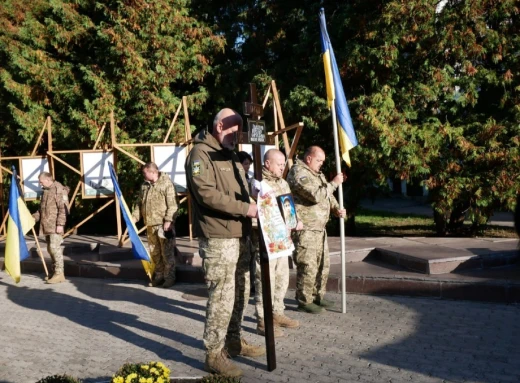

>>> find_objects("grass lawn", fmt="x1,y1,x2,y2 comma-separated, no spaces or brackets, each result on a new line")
352,208,518,238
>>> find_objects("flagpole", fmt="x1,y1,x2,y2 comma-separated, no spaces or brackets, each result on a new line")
31,227,49,277
330,99,347,314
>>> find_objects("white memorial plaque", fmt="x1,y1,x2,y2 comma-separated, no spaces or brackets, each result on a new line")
81,151,115,198
152,145,187,194
20,157,49,200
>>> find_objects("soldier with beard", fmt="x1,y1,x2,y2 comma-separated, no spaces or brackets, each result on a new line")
185,108,264,377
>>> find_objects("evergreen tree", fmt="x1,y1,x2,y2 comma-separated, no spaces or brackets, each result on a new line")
0,0,224,153
192,0,520,235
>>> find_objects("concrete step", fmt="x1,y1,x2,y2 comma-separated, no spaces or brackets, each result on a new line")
373,238,519,274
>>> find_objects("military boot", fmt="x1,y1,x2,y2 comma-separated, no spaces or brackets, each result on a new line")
46,273,65,284
226,338,266,358
273,313,300,328
204,349,243,377
297,302,324,314
162,277,176,288
45,265,56,281
257,321,284,338
149,277,165,287
314,298,335,308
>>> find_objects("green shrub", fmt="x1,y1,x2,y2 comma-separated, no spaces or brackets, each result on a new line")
111,361,170,383
36,375,82,383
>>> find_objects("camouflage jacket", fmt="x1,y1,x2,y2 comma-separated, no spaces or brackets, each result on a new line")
132,172,178,226
286,158,340,231
185,129,251,238
262,167,291,197
33,181,68,235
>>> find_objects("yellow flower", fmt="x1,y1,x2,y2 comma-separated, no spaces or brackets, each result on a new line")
112,377,124,383
150,368,159,375
157,378,164,383
139,378,146,383
140,365,150,370
147,378,153,383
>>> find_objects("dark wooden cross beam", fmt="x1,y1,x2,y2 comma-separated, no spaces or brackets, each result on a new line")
244,83,277,371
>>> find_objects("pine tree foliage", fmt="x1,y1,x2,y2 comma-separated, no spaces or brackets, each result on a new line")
1,0,519,235
0,0,224,154
191,0,520,234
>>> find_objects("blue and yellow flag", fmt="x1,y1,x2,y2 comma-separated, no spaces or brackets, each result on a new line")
108,163,153,280
319,8,358,166
5,167,35,283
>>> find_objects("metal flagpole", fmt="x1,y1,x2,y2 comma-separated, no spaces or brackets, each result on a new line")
330,99,347,314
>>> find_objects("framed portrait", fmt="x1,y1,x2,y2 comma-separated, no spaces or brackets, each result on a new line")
151,144,188,194
80,151,115,198
277,193,298,230
19,157,50,200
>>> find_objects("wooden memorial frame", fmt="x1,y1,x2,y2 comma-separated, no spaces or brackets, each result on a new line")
239,80,304,176
113,96,194,244
0,117,55,275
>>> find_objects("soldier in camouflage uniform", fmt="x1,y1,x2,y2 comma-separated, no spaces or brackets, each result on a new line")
33,172,68,284
185,108,264,377
287,146,346,314
253,149,301,337
132,162,178,288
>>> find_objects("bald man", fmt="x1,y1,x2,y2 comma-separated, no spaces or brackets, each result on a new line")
185,108,264,377
253,149,302,337
287,146,346,314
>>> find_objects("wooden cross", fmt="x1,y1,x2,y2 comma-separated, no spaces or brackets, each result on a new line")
244,83,277,371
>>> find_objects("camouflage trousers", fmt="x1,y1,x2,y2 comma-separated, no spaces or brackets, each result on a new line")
46,234,64,275
292,229,329,305
199,236,251,353
252,231,290,322
146,225,176,280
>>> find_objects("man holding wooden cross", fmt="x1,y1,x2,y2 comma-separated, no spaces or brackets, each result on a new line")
185,108,265,377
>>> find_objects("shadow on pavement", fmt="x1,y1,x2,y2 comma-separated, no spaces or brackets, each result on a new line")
0,280,204,372
70,279,207,323
359,296,520,383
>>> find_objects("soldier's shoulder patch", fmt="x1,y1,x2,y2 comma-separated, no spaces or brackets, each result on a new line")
192,160,202,177
299,176,309,184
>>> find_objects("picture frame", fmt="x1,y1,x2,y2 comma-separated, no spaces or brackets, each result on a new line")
80,151,115,199
150,144,188,194
276,193,298,230
19,157,50,200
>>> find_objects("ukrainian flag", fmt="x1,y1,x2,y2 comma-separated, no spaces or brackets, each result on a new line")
319,8,358,166
108,162,153,280
4,167,35,283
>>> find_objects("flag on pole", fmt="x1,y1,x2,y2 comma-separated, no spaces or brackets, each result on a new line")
108,162,154,280
319,8,358,166
4,167,35,283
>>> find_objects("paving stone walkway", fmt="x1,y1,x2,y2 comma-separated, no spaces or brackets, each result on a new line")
1,274,519,383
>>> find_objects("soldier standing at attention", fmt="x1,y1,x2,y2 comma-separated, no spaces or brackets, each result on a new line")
287,146,346,314
253,149,302,337
185,108,264,377
132,162,178,288
33,172,68,284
